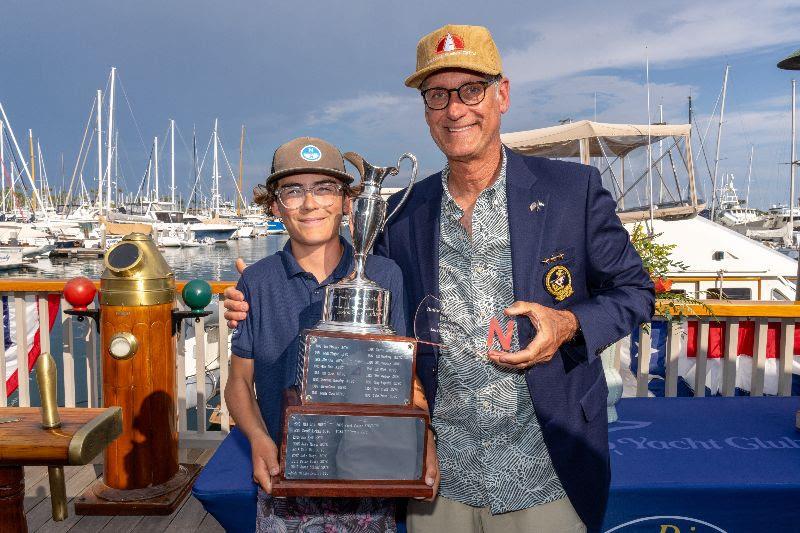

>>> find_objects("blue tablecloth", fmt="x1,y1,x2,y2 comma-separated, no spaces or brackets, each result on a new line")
604,396,800,532
194,397,800,532
193,427,258,533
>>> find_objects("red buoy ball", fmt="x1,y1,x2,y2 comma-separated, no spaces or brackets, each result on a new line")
63,277,97,310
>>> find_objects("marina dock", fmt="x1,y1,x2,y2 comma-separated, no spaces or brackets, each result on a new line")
49,248,105,260
21,448,223,532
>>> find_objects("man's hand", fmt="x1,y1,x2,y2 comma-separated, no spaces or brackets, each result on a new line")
415,429,440,502
251,432,280,494
223,258,249,329
487,301,578,370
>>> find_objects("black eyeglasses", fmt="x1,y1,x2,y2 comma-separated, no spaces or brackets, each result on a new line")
420,78,499,110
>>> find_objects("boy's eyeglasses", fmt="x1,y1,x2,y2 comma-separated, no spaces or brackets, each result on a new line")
276,182,344,210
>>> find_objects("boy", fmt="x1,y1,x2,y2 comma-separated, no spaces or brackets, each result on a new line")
226,137,435,532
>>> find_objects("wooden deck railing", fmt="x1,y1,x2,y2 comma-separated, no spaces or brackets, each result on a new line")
622,300,800,398
0,279,236,450
0,279,797,452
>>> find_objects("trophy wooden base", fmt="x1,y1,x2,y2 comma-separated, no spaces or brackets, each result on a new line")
74,464,202,515
275,404,431,499
271,478,433,499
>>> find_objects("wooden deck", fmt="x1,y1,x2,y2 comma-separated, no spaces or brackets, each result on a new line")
23,448,223,533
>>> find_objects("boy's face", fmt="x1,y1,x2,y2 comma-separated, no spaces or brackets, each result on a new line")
271,173,349,248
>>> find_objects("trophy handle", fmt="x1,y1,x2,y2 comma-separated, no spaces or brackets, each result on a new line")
384,152,417,228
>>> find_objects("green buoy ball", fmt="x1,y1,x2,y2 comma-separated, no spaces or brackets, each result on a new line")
182,279,212,313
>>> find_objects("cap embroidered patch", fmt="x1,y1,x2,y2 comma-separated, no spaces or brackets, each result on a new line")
436,33,464,54
300,145,322,162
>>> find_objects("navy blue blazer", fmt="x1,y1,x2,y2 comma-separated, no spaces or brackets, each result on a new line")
373,147,654,531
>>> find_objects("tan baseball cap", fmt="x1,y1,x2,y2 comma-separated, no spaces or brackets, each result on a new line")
404,24,503,89
265,137,354,185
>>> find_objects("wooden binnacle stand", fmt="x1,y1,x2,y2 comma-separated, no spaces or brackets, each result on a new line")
63,234,212,515
271,330,433,499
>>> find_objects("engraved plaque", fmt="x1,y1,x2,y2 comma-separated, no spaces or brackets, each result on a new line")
283,412,425,480
303,333,414,406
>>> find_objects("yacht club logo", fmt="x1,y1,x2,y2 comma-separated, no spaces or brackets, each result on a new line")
300,145,322,162
604,515,727,532
544,264,573,301
436,33,464,54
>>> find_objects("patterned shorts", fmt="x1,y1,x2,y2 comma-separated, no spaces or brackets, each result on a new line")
256,489,396,533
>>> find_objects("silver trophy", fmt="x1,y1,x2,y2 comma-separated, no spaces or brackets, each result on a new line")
316,152,417,334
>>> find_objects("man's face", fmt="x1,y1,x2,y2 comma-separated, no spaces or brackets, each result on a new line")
271,173,348,248
421,69,510,163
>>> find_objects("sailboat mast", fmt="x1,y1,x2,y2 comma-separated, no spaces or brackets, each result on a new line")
154,136,159,203
238,124,244,216
96,89,103,214
213,118,219,218
170,119,175,208
0,102,47,219
37,139,46,212
105,67,115,214
29,129,37,213
658,104,664,203
745,145,754,207
710,65,729,221
0,120,4,215
646,53,654,230
791,79,796,249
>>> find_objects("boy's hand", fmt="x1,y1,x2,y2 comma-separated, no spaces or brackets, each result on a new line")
415,429,440,502
251,433,280,493
224,258,249,329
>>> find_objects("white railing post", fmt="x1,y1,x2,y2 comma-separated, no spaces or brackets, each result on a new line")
636,323,652,397
778,319,794,397
664,320,681,397
694,319,709,397
14,293,30,407
175,298,188,463
0,294,6,406
218,298,230,432
37,295,51,356
751,318,768,397
195,315,207,435
85,300,99,408
722,320,739,397
61,297,76,407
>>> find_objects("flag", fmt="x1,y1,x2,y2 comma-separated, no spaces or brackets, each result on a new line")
628,320,800,396
4,294,60,396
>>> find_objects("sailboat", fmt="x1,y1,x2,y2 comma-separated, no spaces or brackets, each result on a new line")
185,119,237,244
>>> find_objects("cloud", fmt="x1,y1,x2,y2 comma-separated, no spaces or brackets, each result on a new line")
503,74,697,132
307,93,418,126
503,0,800,84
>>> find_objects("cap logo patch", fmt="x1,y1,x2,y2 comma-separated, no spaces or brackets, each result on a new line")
300,145,322,162
436,33,464,54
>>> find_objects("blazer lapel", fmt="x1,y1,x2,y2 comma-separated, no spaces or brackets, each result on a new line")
412,178,442,302
506,150,549,341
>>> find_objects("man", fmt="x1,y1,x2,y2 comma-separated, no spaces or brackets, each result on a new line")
226,137,436,531
226,26,653,532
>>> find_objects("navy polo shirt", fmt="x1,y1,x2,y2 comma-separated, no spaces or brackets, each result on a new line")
230,237,406,443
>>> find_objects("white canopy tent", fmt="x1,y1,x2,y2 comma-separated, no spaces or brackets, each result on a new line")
500,120,701,222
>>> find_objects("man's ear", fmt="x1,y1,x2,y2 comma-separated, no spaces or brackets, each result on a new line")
343,196,352,216
270,200,280,216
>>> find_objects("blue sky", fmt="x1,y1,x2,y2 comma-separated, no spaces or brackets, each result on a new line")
1,0,799,209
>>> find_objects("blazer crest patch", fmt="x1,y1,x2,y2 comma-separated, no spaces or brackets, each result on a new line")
544,264,574,301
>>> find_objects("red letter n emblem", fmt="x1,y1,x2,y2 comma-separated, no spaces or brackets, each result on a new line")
486,317,515,351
